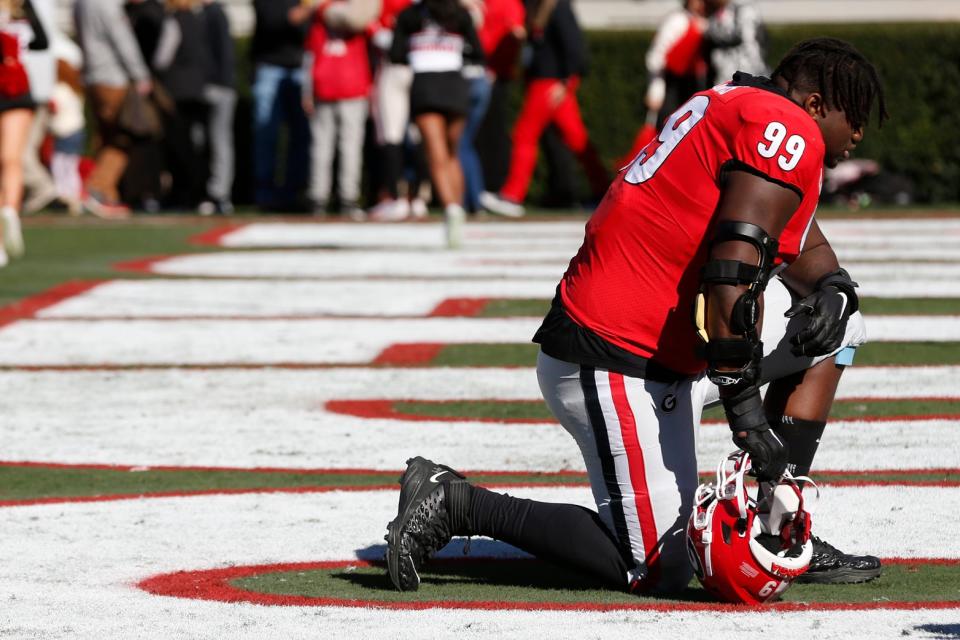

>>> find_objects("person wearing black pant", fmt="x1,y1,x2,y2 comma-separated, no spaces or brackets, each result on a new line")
152,0,209,209
198,0,235,215
251,0,312,211
122,0,165,211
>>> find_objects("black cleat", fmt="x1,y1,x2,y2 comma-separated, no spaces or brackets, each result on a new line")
384,457,467,591
796,535,882,584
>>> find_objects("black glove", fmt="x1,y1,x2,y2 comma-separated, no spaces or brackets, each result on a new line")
733,429,788,481
785,269,859,358
722,386,789,481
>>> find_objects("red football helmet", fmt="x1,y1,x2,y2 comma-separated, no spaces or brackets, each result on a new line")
686,451,816,604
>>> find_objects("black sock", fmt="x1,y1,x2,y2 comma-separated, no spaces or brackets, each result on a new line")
381,144,403,199
458,485,630,589
771,415,827,478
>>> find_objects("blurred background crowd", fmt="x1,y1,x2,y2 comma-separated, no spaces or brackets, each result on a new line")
0,0,925,262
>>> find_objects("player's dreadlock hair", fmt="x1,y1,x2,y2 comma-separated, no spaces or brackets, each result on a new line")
772,37,888,130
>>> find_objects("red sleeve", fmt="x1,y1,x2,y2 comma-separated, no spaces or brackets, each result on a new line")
730,102,824,200
506,0,525,29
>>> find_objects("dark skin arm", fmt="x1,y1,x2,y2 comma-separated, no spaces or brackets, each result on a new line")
705,170,800,438
779,219,840,297
706,171,800,345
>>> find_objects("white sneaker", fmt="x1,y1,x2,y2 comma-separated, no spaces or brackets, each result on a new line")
22,183,58,215
444,203,466,249
1,207,25,258
479,191,525,218
369,199,410,222
410,198,429,219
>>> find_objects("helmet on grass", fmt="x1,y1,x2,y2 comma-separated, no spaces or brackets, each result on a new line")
686,451,816,604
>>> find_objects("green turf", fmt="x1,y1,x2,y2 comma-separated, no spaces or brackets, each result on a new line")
479,298,960,318
427,342,960,367
854,342,960,365
702,398,960,422
232,559,960,605
479,299,551,317
430,343,541,366
400,398,960,423
2,462,953,503
0,217,224,307
396,400,553,421
0,466,386,500
0,465,597,501
860,298,960,315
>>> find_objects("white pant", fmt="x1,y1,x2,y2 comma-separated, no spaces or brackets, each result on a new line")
536,277,866,591
309,97,368,207
372,63,412,146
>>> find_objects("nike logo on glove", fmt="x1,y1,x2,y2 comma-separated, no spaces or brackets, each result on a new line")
429,471,448,483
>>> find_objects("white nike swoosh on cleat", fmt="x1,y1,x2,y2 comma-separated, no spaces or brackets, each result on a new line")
429,471,448,483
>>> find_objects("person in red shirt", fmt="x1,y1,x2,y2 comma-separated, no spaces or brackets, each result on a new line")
302,1,372,219
458,0,525,214
619,0,708,167
479,0,609,218
385,38,889,593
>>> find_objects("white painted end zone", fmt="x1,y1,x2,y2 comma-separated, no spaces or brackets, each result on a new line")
38,278,559,319
0,369,956,471
0,317,540,365
0,488,956,639
0,316,954,366
134,250,960,296
216,221,588,250
819,218,960,235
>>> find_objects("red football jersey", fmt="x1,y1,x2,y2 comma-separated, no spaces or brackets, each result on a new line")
560,81,825,375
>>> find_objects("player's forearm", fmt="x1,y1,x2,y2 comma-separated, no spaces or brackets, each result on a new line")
781,236,840,297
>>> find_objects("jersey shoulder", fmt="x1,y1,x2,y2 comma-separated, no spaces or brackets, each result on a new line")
715,86,824,149
704,84,824,192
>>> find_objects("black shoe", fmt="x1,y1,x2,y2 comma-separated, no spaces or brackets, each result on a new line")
796,535,882,584
385,456,467,591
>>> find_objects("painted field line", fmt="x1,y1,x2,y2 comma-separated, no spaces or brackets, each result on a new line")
118,250,960,295
188,223,247,246
0,367,957,471
191,219,960,251
0,280,105,328
35,278,556,319
323,398,960,425
192,221,589,250
0,473,952,510
0,488,957,639
0,316,956,367
138,557,960,613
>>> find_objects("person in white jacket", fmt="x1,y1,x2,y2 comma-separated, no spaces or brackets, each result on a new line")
19,0,54,213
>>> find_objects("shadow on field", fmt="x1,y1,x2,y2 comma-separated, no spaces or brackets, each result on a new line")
915,624,960,639
352,542,712,602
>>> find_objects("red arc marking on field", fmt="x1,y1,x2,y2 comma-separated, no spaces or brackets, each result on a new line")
324,398,960,425
188,223,247,246
137,557,960,612
113,255,172,274
0,280,106,328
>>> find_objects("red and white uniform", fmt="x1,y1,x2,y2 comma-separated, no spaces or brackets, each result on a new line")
535,79,862,592
562,82,825,375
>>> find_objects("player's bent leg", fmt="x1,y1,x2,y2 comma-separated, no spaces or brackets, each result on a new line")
384,456,632,591
762,361,882,585
537,351,701,593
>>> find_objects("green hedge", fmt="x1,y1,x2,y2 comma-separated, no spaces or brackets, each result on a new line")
572,23,960,204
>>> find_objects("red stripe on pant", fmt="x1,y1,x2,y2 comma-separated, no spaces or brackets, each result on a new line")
500,78,608,203
608,371,662,587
